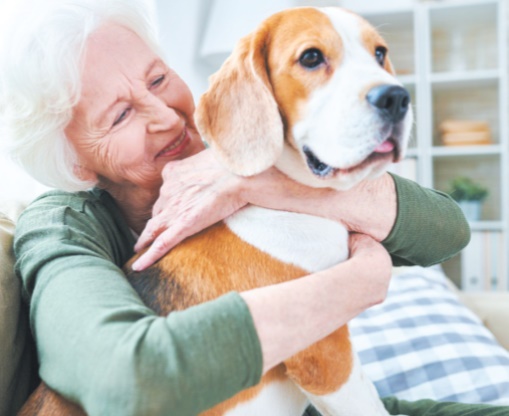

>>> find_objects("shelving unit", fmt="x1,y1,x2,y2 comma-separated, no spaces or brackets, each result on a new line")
354,0,508,291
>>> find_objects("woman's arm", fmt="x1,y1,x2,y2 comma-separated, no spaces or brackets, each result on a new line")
243,233,391,373
15,191,260,415
134,149,470,270
16,190,392,415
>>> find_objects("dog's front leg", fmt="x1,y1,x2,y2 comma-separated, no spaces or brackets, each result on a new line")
284,325,395,416
305,352,395,416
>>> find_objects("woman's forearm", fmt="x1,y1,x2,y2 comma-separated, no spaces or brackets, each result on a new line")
15,191,263,415
27,257,263,415
241,171,470,267
239,171,396,240
242,234,391,374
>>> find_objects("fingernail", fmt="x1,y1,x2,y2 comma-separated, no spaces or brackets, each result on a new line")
131,261,141,272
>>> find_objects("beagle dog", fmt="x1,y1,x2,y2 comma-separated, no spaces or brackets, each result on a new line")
20,6,412,416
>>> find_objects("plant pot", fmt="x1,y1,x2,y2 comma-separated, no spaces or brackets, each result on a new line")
458,200,482,221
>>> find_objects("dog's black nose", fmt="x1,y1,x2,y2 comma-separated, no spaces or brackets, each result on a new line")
367,85,410,123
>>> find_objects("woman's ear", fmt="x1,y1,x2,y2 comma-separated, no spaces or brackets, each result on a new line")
73,164,97,183
195,25,284,177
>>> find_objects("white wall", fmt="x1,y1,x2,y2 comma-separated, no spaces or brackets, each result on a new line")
156,0,213,101
154,0,317,98
0,0,50,204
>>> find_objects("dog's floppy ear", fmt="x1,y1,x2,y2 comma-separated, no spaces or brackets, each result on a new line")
195,25,283,176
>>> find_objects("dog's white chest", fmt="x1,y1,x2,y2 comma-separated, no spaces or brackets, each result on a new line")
225,206,349,272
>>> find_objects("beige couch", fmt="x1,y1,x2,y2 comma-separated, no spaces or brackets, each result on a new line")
0,202,35,415
457,291,509,351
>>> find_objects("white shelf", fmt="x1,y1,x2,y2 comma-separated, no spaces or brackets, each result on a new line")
469,221,505,232
430,70,500,87
426,0,499,13
431,145,502,157
354,0,508,290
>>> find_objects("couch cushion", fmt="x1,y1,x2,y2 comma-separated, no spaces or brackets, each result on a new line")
0,211,35,415
350,266,509,405
458,292,509,352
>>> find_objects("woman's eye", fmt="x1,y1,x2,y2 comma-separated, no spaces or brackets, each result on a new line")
299,48,325,69
375,46,387,67
112,108,131,127
150,75,165,88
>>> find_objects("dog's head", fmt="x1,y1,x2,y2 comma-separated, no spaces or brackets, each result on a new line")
195,7,413,190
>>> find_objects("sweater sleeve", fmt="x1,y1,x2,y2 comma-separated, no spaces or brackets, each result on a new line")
382,174,471,267
14,190,262,416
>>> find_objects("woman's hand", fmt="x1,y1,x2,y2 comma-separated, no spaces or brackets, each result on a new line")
345,232,392,308
133,149,246,271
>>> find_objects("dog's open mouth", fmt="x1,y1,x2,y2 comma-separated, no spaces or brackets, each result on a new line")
303,146,334,177
303,139,400,178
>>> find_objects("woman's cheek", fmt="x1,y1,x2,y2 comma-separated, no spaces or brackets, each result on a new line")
113,127,150,167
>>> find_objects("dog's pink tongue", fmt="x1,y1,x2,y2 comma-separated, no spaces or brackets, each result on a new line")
374,140,394,153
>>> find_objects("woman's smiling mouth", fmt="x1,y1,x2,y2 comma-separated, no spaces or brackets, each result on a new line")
157,128,189,158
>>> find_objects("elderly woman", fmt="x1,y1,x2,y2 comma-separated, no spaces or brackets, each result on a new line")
2,1,503,416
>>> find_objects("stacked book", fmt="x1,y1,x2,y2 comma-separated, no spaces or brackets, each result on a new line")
439,120,492,146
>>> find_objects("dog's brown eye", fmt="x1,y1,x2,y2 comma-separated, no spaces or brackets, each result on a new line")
299,48,325,69
375,46,387,67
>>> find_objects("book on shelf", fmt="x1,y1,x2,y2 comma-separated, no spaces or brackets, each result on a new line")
461,231,507,292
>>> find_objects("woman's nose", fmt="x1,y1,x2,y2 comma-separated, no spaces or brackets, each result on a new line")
146,95,180,134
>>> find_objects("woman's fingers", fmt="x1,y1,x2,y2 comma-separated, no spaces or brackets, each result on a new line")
135,217,166,252
132,227,187,271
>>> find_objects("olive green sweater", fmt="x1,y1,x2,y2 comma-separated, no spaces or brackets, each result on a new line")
14,174,470,416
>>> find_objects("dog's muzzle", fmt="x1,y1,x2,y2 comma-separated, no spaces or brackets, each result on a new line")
302,84,410,179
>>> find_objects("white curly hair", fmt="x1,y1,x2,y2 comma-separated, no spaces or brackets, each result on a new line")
0,0,162,191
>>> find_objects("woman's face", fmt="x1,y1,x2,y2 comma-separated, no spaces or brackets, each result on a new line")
65,24,204,191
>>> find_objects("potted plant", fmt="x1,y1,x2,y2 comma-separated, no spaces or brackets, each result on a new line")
448,176,489,221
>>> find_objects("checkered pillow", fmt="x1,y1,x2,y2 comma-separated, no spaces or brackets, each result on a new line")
350,266,509,405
